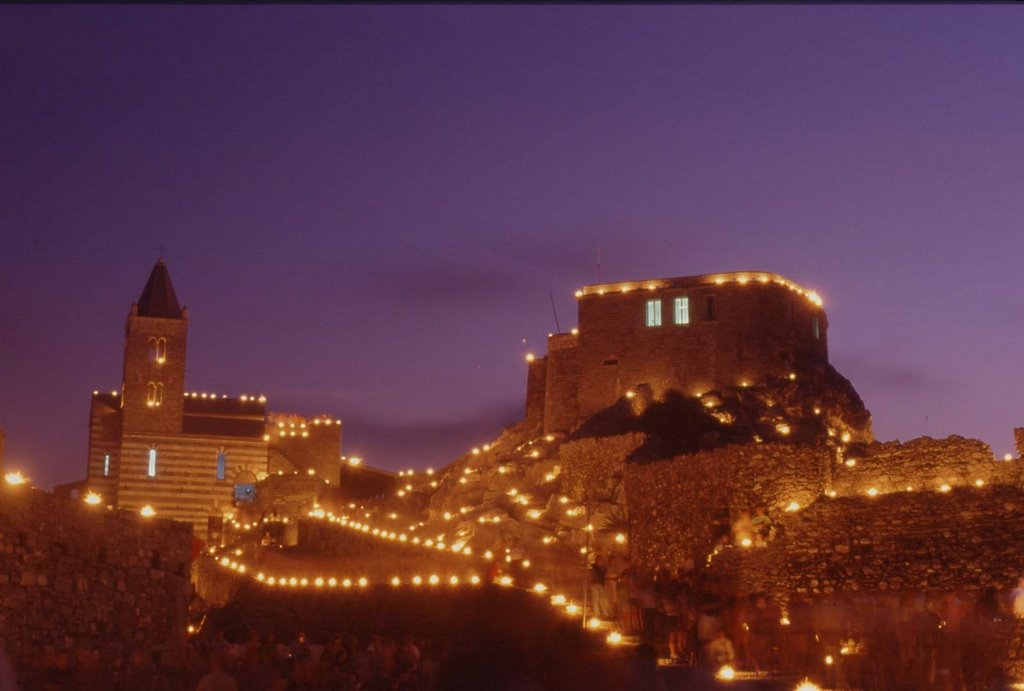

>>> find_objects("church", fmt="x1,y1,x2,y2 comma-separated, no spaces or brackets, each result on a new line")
84,259,342,539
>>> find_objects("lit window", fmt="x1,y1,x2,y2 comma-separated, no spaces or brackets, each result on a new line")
216,449,227,481
148,337,167,364
103,453,110,477
148,447,157,477
704,295,716,321
645,300,662,327
147,382,163,407
673,297,690,325
813,316,820,340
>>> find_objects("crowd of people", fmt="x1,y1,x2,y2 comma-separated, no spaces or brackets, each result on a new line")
19,630,444,691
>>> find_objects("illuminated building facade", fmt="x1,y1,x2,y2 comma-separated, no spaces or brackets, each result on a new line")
84,260,342,539
526,272,829,434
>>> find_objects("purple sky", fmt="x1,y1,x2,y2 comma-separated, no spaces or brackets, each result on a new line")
3,6,1024,488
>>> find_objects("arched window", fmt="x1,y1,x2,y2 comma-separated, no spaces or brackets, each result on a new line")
147,382,163,407
103,453,110,477
148,337,168,364
148,446,157,477
216,448,227,481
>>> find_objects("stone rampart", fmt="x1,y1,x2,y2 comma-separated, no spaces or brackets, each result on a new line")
832,436,1014,498
710,484,1024,600
624,443,830,569
0,484,192,676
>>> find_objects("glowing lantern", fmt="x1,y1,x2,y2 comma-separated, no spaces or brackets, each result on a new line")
866,488,878,497
716,665,736,681
140,505,156,517
4,472,27,486
606,631,623,645
587,617,601,629
83,491,102,505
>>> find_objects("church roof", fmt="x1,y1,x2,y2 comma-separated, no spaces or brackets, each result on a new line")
136,259,183,319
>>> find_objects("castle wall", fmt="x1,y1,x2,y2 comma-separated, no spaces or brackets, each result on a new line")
713,484,1024,599
268,418,342,485
559,433,644,502
524,357,547,433
117,432,268,539
567,274,827,426
542,334,580,434
0,484,192,678
624,443,831,570
831,435,1015,498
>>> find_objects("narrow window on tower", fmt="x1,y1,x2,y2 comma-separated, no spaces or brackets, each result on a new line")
148,337,167,364
148,447,157,477
147,382,163,407
673,297,690,325
216,448,227,481
645,299,662,327
813,316,820,340
103,453,110,477
704,295,717,321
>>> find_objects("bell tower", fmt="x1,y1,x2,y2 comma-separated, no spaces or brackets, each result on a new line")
121,259,189,434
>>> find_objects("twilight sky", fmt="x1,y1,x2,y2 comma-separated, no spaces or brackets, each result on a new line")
2,6,1024,489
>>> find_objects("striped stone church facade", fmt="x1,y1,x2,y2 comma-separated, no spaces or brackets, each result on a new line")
84,260,341,540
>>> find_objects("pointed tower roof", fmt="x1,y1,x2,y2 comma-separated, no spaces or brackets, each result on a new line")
136,259,183,318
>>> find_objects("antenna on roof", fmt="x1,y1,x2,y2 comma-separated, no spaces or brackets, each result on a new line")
548,289,561,334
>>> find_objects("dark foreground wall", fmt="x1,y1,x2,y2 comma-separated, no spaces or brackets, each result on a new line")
0,484,192,677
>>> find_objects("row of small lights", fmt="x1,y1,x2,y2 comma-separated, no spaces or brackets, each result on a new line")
209,553,628,648
710,473,1014,565
90,390,269,403
1,478,160,520
574,273,824,309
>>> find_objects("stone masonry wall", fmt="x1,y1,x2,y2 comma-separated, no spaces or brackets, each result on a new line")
524,358,547,433
543,334,580,434
831,435,1015,498
712,484,1024,601
574,278,828,427
624,443,830,570
559,433,644,503
0,484,192,675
